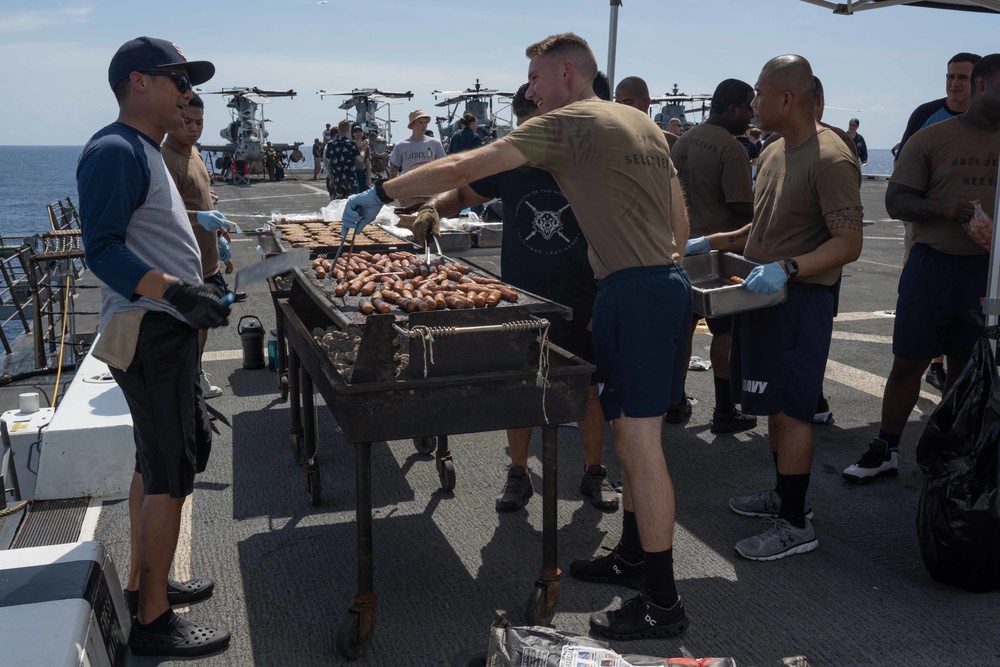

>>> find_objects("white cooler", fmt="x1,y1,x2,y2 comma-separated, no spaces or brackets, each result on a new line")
0,541,129,667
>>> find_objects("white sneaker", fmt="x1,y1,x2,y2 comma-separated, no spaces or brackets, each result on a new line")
200,372,222,399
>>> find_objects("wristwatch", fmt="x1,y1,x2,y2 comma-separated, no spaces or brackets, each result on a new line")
373,178,394,205
783,258,799,280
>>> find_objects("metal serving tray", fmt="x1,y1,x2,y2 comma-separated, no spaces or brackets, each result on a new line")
683,251,787,317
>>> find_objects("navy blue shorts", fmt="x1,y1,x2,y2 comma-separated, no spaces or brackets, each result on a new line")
110,312,212,498
691,313,733,336
205,271,228,294
893,243,988,365
730,283,834,422
593,265,692,419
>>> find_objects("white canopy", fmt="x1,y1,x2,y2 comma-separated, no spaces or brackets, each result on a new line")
799,0,1000,15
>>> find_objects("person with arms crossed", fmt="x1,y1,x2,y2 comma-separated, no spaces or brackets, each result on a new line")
78,36,231,656
842,54,1000,484
343,32,692,640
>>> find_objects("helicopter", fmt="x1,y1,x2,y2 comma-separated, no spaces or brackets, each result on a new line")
649,84,714,129
197,87,304,171
316,88,413,145
431,80,515,148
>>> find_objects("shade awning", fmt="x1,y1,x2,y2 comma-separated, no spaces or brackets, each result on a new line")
800,0,1000,14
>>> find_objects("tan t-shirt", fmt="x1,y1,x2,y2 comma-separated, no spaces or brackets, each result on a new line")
162,141,219,278
890,116,1000,256
503,100,679,279
671,123,753,236
663,130,677,152
746,127,862,286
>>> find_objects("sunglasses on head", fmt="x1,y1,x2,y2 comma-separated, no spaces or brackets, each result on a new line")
141,70,192,94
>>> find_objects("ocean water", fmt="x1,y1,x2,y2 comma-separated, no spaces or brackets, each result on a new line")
862,148,894,177
0,146,83,238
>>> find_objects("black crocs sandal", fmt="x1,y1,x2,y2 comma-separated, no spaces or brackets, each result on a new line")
168,577,215,605
123,578,215,616
129,612,231,657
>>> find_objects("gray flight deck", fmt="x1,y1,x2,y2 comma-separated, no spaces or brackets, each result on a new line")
77,172,997,666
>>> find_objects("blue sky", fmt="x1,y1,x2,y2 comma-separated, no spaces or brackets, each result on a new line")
3,0,999,149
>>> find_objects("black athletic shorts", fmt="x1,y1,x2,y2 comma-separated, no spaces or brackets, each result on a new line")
205,271,228,294
109,312,212,498
730,282,833,422
592,264,692,419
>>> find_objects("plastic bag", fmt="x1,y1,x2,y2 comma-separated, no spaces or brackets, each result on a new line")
915,313,1000,592
962,200,993,252
485,614,736,667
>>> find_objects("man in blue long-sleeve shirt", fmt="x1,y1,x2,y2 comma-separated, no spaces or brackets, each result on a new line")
77,36,231,658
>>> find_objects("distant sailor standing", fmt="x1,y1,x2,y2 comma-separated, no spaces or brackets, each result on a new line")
77,36,231,657
389,109,446,207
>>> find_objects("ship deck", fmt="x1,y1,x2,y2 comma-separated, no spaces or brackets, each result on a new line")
7,172,998,666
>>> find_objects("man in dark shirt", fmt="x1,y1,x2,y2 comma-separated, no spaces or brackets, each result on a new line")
325,119,360,199
413,84,617,514
848,118,868,165
447,113,483,154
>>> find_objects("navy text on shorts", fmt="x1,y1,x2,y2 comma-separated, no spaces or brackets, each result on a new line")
731,282,834,422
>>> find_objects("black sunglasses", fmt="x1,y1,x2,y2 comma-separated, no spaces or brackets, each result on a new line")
141,70,192,94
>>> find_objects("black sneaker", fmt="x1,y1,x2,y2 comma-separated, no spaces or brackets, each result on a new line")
842,438,899,483
925,366,946,391
569,545,644,589
812,396,833,424
589,592,688,640
710,408,757,434
664,396,693,424
580,465,620,511
495,466,533,512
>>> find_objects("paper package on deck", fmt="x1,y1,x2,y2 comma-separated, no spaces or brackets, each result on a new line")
485,614,737,667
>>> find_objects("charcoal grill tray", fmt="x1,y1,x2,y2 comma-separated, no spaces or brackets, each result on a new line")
289,263,571,332
280,300,592,443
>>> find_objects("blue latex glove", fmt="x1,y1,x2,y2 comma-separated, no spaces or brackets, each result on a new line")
341,187,383,235
196,210,230,232
685,236,711,256
743,262,787,295
217,235,232,263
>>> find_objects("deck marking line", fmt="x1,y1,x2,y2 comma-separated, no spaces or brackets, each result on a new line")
856,259,903,269
825,359,939,414
202,349,244,362
834,311,896,322
831,331,892,344
300,183,329,195
78,497,103,542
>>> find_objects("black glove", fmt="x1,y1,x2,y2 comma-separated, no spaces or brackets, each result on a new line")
163,281,231,329
412,203,441,246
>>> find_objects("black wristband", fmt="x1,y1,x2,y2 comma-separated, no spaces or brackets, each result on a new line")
373,179,393,205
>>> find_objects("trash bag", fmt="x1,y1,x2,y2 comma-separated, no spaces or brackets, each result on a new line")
915,314,1000,592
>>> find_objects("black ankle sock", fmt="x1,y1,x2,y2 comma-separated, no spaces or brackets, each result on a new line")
643,548,678,608
877,432,901,450
136,608,175,633
776,473,810,528
714,376,734,413
930,361,944,371
618,510,643,562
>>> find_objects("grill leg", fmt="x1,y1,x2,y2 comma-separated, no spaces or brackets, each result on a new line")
300,366,321,506
527,423,561,626
338,440,376,658
276,306,289,399
287,348,303,463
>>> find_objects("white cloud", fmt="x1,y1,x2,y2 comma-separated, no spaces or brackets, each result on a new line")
0,6,93,35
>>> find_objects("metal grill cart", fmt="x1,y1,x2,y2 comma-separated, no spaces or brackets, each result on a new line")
279,258,594,659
